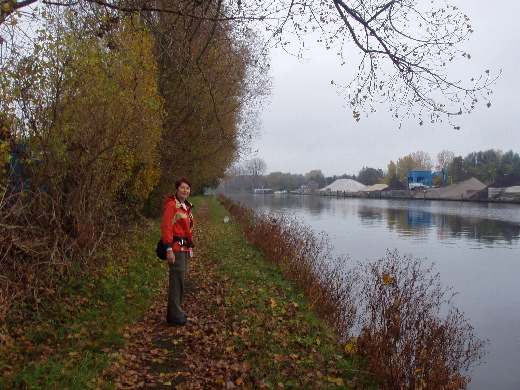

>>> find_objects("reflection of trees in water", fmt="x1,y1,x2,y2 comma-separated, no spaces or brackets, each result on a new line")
441,215,520,245
357,209,384,224
260,194,328,216
302,195,327,215
374,206,520,245
237,193,520,246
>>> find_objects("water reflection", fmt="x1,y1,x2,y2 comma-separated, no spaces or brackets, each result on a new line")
231,193,520,246
405,209,434,227
248,193,328,215
357,208,385,224
356,205,520,246
442,214,520,245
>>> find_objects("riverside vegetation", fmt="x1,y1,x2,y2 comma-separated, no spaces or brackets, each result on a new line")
216,195,486,390
1,195,485,389
1,197,359,389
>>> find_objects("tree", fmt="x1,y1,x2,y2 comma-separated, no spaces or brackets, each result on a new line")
443,149,520,185
264,171,304,192
5,10,163,221
1,10,164,315
395,151,433,182
357,167,384,186
384,161,401,187
464,150,499,183
245,157,267,190
447,156,468,184
304,169,326,189
499,150,520,177
138,1,271,213
222,162,245,191
436,150,455,171
1,0,496,125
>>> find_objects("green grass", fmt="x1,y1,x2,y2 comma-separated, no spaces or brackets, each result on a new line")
0,218,167,390
203,196,361,388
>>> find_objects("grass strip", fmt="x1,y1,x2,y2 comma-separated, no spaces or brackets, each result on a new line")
192,196,363,388
0,218,167,389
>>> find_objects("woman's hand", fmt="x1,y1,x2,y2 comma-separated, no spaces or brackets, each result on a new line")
167,250,175,264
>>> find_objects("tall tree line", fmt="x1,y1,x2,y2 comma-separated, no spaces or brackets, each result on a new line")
224,149,520,192
387,149,520,186
0,3,268,318
142,1,270,214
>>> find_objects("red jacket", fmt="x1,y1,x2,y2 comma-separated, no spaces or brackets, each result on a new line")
161,194,194,252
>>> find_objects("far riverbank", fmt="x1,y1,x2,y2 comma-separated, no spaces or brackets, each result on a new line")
318,188,520,203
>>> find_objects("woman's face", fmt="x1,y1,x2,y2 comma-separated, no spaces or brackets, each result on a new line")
176,182,191,201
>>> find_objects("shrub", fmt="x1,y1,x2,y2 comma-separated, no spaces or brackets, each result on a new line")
0,11,163,323
350,250,486,389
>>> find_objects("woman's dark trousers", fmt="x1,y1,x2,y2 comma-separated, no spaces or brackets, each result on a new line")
167,251,189,323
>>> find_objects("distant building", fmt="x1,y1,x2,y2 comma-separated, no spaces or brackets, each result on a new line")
299,180,319,194
253,188,274,194
471,174,520,200
406,168,446,189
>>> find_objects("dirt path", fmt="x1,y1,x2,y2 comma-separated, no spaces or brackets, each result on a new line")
106,198,230,389
107,277,205,389
105,198,351,389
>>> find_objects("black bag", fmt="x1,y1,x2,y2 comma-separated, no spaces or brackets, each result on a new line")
156,239,167,260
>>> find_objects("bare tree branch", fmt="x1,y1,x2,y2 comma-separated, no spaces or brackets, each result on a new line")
1,0,499,125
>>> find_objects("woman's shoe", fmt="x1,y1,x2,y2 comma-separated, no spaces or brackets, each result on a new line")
167,315,188,326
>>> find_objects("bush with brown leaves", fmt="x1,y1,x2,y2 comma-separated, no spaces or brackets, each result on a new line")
217,195,486,389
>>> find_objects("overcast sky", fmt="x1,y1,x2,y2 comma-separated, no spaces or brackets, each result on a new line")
250,0,520,177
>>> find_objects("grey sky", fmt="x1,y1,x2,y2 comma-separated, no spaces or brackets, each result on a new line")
251,0,520,177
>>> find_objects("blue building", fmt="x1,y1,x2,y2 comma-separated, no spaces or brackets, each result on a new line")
406,168,446,189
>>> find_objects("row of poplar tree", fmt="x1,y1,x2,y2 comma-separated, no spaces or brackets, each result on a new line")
0,2,269,317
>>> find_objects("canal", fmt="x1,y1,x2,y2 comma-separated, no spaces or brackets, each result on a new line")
220,192,520,390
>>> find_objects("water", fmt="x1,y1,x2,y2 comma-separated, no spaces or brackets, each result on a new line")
220,192,520,390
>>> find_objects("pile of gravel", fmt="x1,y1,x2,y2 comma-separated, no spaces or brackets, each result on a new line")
320,179,366,192
472,173,520,199
425,177,486,200
362,184,389,192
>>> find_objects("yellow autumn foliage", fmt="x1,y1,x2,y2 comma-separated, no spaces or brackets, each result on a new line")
10,11,163,215
382,273,394,286
55,16,163,208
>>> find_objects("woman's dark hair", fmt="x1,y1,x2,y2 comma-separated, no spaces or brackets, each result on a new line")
175,177,192,189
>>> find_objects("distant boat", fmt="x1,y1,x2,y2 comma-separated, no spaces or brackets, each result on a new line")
253,188,274,194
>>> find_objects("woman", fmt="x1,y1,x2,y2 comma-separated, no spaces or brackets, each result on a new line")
161,177,194,326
